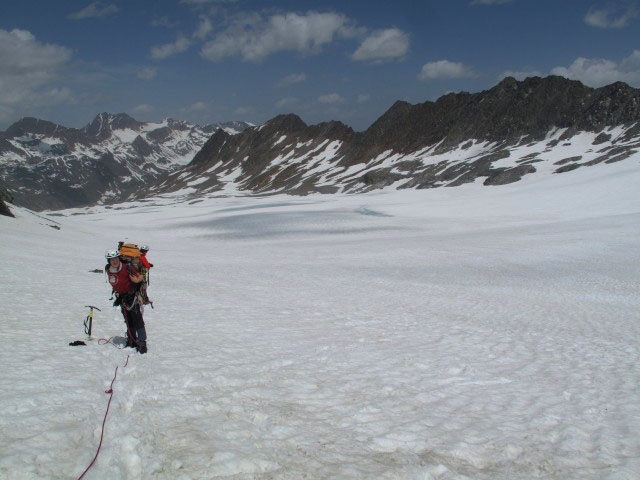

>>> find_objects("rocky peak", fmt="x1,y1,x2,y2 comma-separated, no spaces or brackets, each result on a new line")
308,121,355,142
190,128,230,166
6,117,65,137
366,100,413,135
166,118,191,131
110,112,141,131
83,112,142,139
264,114,307,134
4,117,89,147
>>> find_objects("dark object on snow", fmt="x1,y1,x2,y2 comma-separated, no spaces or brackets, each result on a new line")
69,340,87,346
0,184,14,217
0,198,13,217
90,268,103,273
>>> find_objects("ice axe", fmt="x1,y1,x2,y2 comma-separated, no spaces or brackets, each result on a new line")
84,305,101,337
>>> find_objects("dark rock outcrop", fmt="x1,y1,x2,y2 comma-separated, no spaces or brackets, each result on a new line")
0,182,14,217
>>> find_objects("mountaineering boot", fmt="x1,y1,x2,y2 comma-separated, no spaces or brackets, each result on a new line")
134,327,147,354
126,338,136,348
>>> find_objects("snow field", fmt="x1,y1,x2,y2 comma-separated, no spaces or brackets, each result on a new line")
1,159,640,479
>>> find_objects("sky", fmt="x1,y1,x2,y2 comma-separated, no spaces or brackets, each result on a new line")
0,0,639,132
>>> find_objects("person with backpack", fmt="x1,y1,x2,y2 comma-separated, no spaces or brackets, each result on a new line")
139,245,153,283
105,249,148,354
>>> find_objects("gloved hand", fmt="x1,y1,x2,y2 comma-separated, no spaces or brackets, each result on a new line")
150,264,154,267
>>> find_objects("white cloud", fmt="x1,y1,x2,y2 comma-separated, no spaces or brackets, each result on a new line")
68,2,119,20
194,15,213,40
352,28,409,63
585,5,638,29
35,87,75,106
200,11,356,62
276,97,299,108
276,73,307,87
418,60,476,80
551,53,640,87
136,67,157,80
357,94,370,104
132,104,154,114
318,93,345,104
470,0,512,5
234,106,254,116
621,49,640,70
499,69,543,81
150,36,191,60
0,29,74,111
183,101,208,112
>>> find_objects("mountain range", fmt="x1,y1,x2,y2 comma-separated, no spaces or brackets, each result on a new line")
1,75,639,213
0,114,251,211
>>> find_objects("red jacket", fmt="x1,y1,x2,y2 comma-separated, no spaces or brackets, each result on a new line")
108,264,139,294
140,253,152,269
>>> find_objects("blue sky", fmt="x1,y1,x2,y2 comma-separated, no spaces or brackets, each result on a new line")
1,0,639,131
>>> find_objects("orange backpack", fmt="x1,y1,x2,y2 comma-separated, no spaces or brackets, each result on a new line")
118,243,141,266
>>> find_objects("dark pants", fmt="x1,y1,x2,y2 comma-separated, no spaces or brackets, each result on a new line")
121,302,147,348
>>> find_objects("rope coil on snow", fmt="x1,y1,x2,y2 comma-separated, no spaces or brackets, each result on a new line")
97,337,124,349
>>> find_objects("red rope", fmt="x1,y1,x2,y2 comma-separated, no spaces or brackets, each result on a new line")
76,355,129,480
98,302,143,350
97,337,123,349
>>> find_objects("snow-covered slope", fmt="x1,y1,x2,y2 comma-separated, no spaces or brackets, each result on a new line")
1,159,639,479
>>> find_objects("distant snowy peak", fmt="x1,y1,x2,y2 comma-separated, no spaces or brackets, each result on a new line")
0,113,252,210
79,113,250,162
82,112,142,139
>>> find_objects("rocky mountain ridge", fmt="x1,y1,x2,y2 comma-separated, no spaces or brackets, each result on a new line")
142,76,640,201
0,113,251,210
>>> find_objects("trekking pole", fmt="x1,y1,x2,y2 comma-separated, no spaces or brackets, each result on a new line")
84,306,101,337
